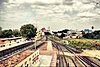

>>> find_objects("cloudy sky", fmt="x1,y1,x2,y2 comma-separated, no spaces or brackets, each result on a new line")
0,0,100,31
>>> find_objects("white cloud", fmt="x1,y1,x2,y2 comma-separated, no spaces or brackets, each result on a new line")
82,3,95,10
77,12,97,17
0,0,100,30
8,0,58,4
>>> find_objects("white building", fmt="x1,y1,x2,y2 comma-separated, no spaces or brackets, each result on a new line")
64,30,83,39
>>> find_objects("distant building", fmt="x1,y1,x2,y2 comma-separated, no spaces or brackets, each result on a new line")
84,29,92,33
63,30,83,39
57,33,62,36
0,37,22,49
53,29,82,39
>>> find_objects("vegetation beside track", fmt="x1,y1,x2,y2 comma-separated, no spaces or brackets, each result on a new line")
50,36,100,50
67,40,100,50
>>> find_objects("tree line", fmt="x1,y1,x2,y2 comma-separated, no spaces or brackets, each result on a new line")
0,29,21,38
53,29,100,39
82,30,100,39
0,24,37,39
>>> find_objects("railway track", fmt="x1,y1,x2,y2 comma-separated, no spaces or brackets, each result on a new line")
0,40,45,61
52,39,100,67
62,42,100,67
52,40,69,67
51,40,85,67
59,43,88,67
80,56,100,67
64,46,100,67
64,46,89,67
0,42,34,60
50,39,100,67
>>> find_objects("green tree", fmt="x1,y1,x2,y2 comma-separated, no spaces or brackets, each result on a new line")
93,30,100,39
12,29,21,37
3,29,13,38
44,32,51,35
0,27,2,31
0,31,3,38
83,33,94,39
20,24,37,39
62,29,69,33
0,27,3,38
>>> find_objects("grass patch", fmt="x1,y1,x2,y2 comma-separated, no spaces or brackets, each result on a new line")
50,36,63,41
67,40,100,50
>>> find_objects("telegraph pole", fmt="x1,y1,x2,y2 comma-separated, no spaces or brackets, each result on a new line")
35,39,36,50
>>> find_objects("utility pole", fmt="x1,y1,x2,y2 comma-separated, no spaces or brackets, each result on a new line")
46,35,48,41
34,5,37,50
35,39,36,50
